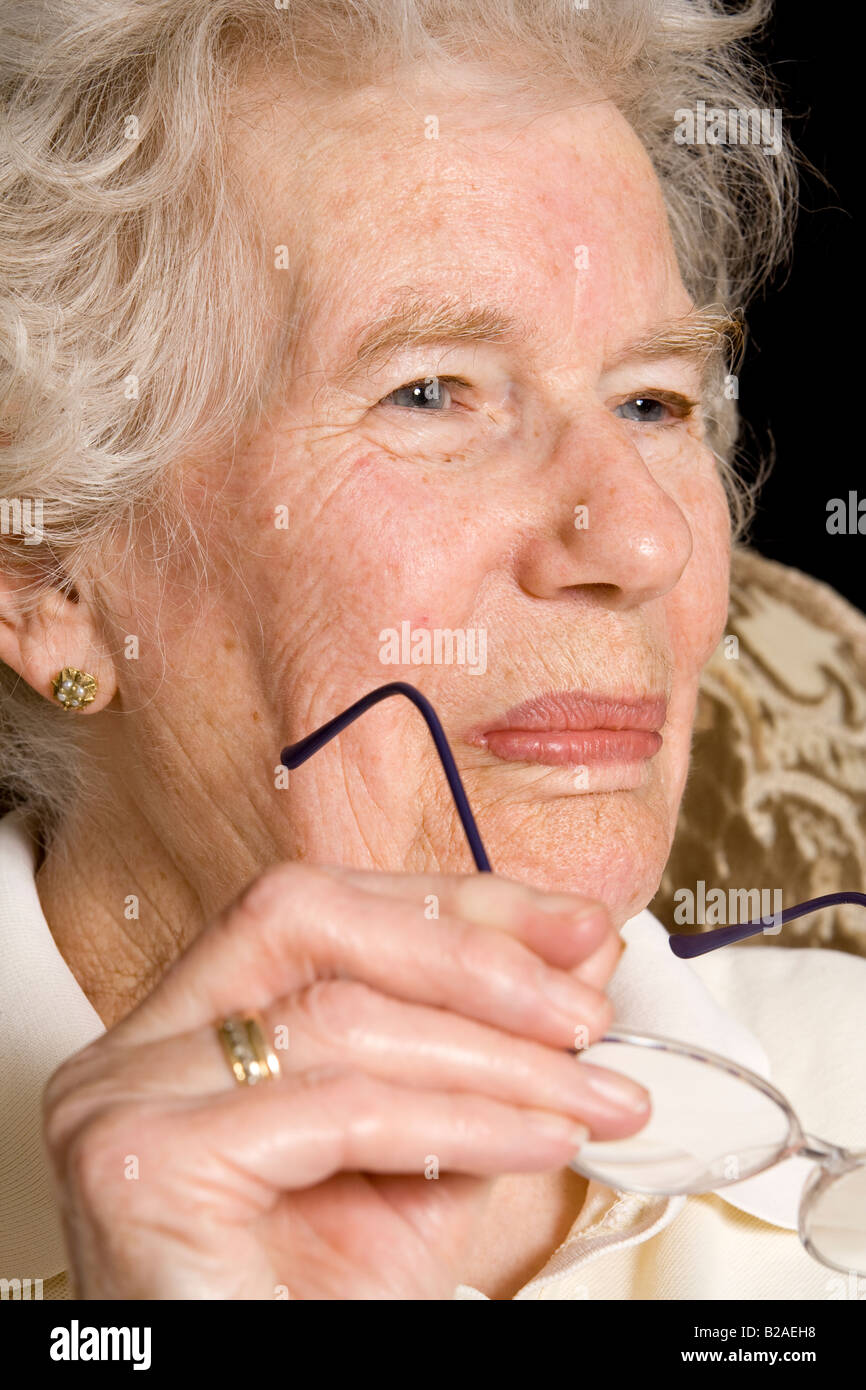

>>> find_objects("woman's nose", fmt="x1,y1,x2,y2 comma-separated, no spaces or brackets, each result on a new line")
513,416,695,609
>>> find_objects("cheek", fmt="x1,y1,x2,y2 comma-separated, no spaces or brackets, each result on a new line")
305,454,489,624
666,456,732,666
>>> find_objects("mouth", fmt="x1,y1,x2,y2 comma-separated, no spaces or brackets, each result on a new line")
465,690,668,767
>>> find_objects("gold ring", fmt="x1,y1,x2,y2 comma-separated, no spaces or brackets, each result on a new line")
216,1012,281,1086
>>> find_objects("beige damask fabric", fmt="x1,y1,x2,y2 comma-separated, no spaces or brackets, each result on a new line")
652,546,866,958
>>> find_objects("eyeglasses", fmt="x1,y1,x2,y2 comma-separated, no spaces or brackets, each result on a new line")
281,680,866,1276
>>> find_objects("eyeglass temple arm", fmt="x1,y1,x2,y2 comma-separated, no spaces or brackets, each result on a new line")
669,892,866,958
279,681,492,873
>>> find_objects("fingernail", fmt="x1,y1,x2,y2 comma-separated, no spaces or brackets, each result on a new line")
582,1066,650,1114
537,963,606,1026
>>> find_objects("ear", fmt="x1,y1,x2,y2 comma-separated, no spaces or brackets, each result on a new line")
0,565,117,713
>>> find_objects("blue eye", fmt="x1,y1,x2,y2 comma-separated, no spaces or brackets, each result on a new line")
616,397,669,423
381,376,459,410
615,394,696,424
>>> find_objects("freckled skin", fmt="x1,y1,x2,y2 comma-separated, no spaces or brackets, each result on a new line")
186,70,727,923
36,63,731,994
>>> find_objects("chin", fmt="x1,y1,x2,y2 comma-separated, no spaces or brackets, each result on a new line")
479,788,674,927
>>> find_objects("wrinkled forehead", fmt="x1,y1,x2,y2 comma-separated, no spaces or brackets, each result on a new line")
229,66,691,375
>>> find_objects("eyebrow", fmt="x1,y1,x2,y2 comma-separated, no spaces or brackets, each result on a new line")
341,291,533,379
338,290,741,384
605,308,744,377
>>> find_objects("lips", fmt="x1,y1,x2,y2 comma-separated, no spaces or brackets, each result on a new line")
466,691,668,767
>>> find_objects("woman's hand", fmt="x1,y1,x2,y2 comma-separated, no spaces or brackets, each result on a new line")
42,864,649,1299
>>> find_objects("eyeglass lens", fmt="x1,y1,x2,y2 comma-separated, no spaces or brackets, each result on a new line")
568,1038,866,1273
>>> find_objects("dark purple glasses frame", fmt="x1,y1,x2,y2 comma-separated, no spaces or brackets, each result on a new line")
280,681,865,957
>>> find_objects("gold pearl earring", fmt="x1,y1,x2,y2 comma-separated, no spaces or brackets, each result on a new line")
52,667,98,710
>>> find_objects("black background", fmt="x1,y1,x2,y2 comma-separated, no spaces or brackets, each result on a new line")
736,10,860,612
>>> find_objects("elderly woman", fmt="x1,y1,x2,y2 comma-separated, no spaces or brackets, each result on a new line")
0,0,862,1303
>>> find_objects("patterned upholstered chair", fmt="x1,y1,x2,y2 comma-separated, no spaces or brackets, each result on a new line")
651,547,866,957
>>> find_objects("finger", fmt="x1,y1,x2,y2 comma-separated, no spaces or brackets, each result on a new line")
331,866,624,993
111,864,615,1052
573,925,625,989
98,979,650,1136
80,1070,596,1208
286,1169,496,1295
319,866,614,971
363,1170,494,1278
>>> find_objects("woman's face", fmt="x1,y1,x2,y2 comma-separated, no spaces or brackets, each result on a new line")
97,70,731,927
